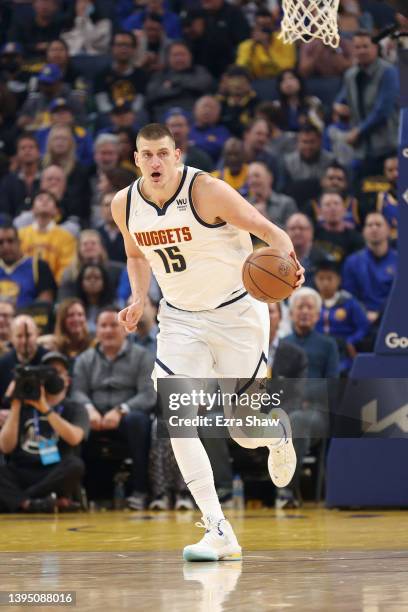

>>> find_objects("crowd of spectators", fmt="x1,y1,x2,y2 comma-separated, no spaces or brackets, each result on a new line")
0,0,406,511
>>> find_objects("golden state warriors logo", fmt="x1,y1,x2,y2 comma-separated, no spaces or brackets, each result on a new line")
334,308,347,321
0,280,19,303
112,81,136,103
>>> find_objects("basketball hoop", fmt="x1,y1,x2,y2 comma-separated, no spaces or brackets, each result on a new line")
279,0,340,48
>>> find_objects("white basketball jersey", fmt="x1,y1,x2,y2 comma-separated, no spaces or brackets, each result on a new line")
126,165,253,311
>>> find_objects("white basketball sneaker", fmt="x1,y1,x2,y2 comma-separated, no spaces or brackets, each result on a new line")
268,438,297,488
183,515,242,562
266,409,297,488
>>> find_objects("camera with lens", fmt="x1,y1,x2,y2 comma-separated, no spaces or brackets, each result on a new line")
13,365,65,401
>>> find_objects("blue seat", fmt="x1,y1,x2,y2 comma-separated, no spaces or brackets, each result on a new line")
306,76,343,110
252,78,278,101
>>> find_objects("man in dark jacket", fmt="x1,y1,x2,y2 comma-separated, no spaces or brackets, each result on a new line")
336,30,399,180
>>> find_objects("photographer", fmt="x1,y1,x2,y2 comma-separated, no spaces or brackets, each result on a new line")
0,315,48,400
0,352,89,513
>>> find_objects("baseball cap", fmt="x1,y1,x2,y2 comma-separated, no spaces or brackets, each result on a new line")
112,98,132,114
38,64,62,84
41,351,69,369
0,42,23,55
49,97,72,112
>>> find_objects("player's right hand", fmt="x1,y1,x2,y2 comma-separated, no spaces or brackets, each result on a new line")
118,300,144,333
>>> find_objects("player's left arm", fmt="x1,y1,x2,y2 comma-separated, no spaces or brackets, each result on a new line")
194,174,305,285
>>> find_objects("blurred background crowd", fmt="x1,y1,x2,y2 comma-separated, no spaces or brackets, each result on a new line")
0,0,406,513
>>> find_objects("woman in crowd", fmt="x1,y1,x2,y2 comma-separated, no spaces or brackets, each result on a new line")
277,69,323,132
38,298,94,368
75,263,113,334
58,229,124,301
46,39,85,91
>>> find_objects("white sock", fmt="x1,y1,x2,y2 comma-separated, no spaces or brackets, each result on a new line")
171,436,224,519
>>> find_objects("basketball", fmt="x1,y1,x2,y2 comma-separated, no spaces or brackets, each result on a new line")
242,247,297,302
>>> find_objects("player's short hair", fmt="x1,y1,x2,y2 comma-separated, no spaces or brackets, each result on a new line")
136,123,175,149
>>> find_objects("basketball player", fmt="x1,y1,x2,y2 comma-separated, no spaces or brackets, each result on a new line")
112,124,305,562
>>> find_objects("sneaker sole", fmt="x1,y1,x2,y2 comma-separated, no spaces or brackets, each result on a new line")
183,549,242,562
268,439,297,488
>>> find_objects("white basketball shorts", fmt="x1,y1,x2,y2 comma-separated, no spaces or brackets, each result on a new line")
153,292,269,382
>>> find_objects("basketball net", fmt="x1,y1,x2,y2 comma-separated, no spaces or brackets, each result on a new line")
279,0,340,48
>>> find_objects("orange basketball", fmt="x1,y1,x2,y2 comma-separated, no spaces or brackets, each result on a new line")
242,247,297,303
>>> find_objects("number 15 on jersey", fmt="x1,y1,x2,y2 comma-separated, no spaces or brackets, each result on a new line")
154,247,186,273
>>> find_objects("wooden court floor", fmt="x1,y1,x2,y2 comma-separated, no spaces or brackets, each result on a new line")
1,507,408,611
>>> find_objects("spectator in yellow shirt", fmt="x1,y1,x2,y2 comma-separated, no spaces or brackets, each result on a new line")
18,191,76,284
236,10,296,80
